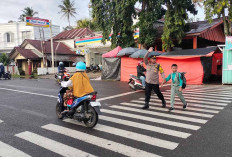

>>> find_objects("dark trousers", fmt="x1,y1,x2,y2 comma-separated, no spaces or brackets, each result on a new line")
145,83,165,103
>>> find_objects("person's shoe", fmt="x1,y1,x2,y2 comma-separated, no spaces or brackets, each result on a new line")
183,103,188,109
142,102,149,109
162,100,166,108
169,107,174,111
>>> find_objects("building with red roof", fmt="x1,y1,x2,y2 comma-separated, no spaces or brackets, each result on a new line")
9,39,84,75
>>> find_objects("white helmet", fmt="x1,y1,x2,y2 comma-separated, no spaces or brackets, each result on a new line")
59,62,63,66
0,63,3,66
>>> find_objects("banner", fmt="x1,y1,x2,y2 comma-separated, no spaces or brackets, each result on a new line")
26,17,50,28
225,36,232,50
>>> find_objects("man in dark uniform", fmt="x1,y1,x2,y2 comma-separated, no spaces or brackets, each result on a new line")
137,61,146,88
142,47,166,109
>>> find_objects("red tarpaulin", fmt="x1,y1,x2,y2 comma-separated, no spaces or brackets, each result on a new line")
102,46,122,58
211,53,222,75
121,57,204,84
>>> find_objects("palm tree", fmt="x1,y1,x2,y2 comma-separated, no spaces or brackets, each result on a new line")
19,7,39,21
58,0,77,27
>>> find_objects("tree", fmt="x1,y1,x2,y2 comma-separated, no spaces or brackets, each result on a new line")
19,7,38,21
204,0,232,36
58,0,77,27
0,53,10,66
161,0,197,51
135,0,165,48
76,18,101,31
91,0,136,48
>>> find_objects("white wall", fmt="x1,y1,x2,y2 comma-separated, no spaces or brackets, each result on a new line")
37,67,76,75
0,22,60,53
5,66,19,75
33,25,60,41
58,39,75,49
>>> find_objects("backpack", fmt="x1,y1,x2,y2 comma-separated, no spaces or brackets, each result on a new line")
177,72,187,89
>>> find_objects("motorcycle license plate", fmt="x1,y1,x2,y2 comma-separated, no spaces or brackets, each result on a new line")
90,102,101,107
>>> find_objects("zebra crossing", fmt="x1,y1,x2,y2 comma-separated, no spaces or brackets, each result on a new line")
0,85,232,157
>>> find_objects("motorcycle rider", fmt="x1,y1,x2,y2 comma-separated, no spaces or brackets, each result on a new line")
142,47,166,109
58,62,65,73
0,63,5,79
61,62,94,115
137,61,146,88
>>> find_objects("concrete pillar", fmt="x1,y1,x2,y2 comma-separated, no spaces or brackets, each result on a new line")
85,53,90,67
27,59,32,75
193,36,197,49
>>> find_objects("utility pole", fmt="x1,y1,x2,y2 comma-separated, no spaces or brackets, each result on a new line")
39,27,45,68
50,20,55,73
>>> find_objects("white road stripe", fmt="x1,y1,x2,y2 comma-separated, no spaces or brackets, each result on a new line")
131,100,220,113
165,90,232,95
120,103,214,118
0,87,57,98
100,115,191,138
152,95,231,103
0,87,141,102
97,91,141,101
144,98,225,110
0,120,3,123
15,131,95,157
181,91,232,96
184,87,232,92
42,123,161,157
64,120,179,150
140,98,228,106
184,86,232,91
166,88,232,93
110,105,208,124
162,92,232,99
101,109,200,130
0,141,31,157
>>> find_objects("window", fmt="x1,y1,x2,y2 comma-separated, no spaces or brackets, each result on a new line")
5,32,14,43
6,33,10,42
22,31,31,41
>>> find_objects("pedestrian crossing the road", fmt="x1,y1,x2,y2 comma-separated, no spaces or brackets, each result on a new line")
0,86,231,157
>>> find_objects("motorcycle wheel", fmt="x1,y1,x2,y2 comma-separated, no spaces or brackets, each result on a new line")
84,106,98,128
56,102,64,119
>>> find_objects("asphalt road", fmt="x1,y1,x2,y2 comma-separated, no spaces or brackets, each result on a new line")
0,78,232,157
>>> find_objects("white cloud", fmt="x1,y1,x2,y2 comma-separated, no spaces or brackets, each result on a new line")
0,0,90,30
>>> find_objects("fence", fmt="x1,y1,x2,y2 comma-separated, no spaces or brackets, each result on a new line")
5,66,19,75
37,67,76,75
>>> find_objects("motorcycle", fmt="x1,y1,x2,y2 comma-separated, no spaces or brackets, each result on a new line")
56,87,101,128
86,64,101,73
0,71,11,80
128,74,145,91
55,69,70,84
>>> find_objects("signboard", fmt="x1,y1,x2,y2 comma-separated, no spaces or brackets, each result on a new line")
225,36,232,50
26,17,50,28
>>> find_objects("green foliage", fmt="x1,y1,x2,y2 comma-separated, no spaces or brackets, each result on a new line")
0,53,10,66
76,18,101,31
204,0,232,36
19,7,38,21
136,0,165,47
58,0,77,27
162,0,197,51
91,0,136,48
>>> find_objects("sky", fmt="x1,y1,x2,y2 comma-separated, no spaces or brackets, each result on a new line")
0,0,206,30
0,0,91,29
